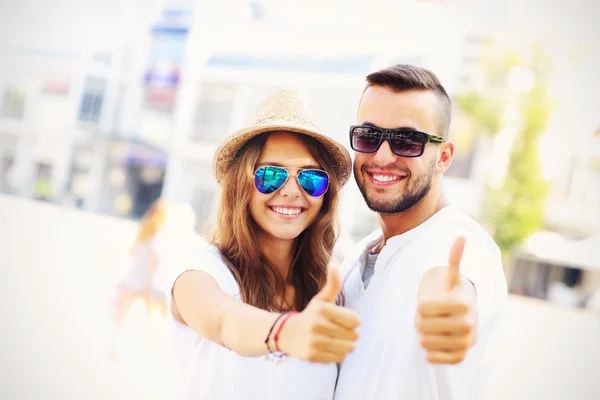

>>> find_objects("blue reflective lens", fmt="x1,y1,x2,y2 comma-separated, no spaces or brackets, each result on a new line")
297,169,329,197
254,166,289,194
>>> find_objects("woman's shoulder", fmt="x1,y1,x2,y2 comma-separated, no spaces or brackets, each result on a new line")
187,241,240,295
195,241,226,264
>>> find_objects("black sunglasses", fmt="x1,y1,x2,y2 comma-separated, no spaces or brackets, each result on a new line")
349,125,446,158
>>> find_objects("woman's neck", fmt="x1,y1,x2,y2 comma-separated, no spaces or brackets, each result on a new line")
260,236,295,280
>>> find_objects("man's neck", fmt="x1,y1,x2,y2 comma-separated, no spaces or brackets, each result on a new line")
378,188,449,246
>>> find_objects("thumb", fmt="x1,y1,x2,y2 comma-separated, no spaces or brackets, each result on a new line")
446,236,466,291
315,267,342,303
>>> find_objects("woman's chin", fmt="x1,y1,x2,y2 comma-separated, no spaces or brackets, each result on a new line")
266,228,304,242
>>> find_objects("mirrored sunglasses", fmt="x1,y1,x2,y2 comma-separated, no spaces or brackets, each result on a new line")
254,166,329,197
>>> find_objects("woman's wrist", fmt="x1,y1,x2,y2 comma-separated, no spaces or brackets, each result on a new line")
269,311,298,355
264,313,285,354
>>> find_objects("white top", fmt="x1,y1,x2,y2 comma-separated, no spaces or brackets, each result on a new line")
169,244,338,400
121,234,164,292
334,205,507,400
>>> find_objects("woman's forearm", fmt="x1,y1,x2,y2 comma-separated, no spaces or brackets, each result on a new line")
173,270,282,357
174,269,361,363
218,301,281,357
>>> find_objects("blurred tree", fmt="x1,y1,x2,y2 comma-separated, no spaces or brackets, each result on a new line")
455,43,556,256
454,46,521,137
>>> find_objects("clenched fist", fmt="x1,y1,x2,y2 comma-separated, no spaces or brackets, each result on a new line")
275,267,360,363
416,236,478,364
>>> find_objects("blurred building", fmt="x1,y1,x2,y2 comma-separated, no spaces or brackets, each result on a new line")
0,0,514,246
0,0,176,218
1,0,597,267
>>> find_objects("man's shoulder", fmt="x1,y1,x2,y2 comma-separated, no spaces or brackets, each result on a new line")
428,206,500,254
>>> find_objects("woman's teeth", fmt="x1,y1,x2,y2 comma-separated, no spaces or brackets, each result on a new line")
272,207,302,215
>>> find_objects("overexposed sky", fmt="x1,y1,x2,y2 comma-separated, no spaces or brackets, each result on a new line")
0,0,162,53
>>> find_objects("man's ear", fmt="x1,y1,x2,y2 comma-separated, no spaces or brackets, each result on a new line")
437,141,454,173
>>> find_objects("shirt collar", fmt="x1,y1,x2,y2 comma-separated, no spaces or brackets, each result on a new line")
360,205,457,271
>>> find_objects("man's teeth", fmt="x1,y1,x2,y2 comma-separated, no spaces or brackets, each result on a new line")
372,174,400,182
272,207,302,215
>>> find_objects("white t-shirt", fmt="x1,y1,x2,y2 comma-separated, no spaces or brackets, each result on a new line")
334,205,507,400
169,244,338,400
122,234,164,293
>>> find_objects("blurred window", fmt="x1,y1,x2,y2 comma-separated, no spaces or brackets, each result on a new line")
0,156,14,194
192,83,236,142
1,86,26,119
79,77,106,123
0,136,17,194
131,165,165,218
65,146,94,209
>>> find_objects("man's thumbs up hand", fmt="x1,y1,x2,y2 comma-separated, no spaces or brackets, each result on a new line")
415,236,477,365
446,235,465,291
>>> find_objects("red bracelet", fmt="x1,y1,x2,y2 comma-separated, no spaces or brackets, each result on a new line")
265,313,287,353
273,311,298,352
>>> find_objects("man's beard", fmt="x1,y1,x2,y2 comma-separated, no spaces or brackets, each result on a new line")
355,160,435,214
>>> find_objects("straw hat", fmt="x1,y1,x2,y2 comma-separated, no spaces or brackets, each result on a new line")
212,89,352,187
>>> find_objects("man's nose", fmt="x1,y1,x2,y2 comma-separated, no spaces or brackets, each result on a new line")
373,140,398,165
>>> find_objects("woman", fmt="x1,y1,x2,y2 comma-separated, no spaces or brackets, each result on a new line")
170,90,360,399
109,198,168,359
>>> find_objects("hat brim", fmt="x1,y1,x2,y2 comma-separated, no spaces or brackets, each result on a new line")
213,121,352,187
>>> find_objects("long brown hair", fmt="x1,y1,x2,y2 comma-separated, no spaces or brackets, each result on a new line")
210,132,340,312
135,199,167,243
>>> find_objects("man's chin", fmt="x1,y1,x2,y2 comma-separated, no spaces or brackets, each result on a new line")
364,197,402,214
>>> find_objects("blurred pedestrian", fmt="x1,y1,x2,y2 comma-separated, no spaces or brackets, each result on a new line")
109,198,169,359
169,90,360,399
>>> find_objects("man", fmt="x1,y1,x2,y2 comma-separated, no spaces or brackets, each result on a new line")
334,65,507,399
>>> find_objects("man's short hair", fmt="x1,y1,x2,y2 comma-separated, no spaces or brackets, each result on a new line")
364,64,452,137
